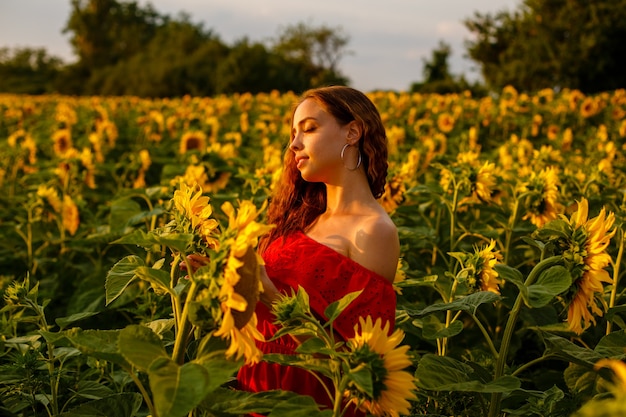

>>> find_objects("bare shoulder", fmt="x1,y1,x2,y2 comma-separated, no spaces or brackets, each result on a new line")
351,211,399,282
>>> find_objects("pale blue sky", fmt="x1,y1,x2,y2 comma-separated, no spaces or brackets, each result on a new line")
0,0,520,91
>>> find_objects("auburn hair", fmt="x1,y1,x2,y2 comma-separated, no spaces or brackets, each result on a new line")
260,86,388,252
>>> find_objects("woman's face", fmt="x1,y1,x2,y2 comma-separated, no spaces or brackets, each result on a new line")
290,98,350,183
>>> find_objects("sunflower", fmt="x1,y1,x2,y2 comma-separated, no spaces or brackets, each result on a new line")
213,202,274,365
172,181,219,247
62,195,80,236
450,239,503,294
595,359,626,394
37,185,62,213
180,130,207,154
52,128,74,158
561,198,616,335
437,113,455,133
521,167,563,228
345,316,417,417
580,97,599,118
562,198,616,334
214,246,264,365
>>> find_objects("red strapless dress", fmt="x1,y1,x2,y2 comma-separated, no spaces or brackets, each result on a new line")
237,231,397,416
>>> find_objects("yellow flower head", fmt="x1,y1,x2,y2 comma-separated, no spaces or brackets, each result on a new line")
451,240,503,294
562,198,616,335
62,195,80,236
214,243,264,365
37,185,62,213
346,316,417,417
180,130,207,154
172,182,217,238
521,167,563,228
595,359,626,395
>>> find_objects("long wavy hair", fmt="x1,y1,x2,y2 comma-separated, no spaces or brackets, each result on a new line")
260,86,389,252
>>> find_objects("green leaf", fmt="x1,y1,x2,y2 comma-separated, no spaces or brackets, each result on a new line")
105,255,145,306
594,330,626,358
56,312,100,330
409,291,501,316
111,228,158,247
109,198,142,233
416,354,520,392
72,380,115,400
495,264,528,303
542,332,604,368
135,265,172,296
421,315,464,339
62,329,128,367
347,365,374,398
58,393,142,417
118,325,167,372
202,387,330,416
324,289,363,323
149,357,212,417
295,337,327,355
527,266,571,308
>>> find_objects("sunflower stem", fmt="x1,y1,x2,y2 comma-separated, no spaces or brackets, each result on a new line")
441,279,459,356
172,279,198,365
606,227,624,335
487,255,562,417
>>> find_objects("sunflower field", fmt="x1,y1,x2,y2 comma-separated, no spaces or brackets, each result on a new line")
1,87,625,417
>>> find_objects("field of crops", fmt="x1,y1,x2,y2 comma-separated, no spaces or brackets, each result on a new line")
1,87,625,417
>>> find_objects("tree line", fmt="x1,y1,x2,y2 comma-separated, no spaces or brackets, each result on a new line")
1,0,625,97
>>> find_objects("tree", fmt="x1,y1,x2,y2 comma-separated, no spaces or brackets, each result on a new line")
0,47,63,94
410,41,486,96
64,0,163,69
464,0,626,93
271,22,351,88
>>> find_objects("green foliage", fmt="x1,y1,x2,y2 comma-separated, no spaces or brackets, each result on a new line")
464,0,626,93
0,48,63,94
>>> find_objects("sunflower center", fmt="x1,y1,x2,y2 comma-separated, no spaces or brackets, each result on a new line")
231,246,260,329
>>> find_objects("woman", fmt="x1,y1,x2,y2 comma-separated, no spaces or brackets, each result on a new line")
237,86,400,415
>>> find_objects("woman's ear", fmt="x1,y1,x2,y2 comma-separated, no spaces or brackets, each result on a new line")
346,121,362,145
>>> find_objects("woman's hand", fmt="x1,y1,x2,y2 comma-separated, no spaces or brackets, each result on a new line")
179,253,211,278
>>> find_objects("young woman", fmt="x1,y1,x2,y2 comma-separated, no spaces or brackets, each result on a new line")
237,86,400,416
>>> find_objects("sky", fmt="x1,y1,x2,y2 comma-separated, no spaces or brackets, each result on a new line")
0,0,521,92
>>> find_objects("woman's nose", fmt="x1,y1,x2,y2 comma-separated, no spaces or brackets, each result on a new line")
289,133,302,151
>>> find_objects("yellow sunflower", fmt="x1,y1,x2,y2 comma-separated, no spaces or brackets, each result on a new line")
52,128,74,158
595,359,626,394
172,181,219,247
451,239,503,294
214,202,274,365
62,195,80,236
563,198,616,335
37,185,62,213
179,130,207,154
436,113,455,133
521,167,563,228
345,316,417,417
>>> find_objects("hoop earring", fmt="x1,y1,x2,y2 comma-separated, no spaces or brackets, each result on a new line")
340,143,362,171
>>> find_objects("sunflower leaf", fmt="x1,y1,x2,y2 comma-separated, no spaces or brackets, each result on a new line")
421,315,464,339
118,324,167,372
105,255,144,306
416,354,521,392
148,357,212,417
324,289,363,323
527,265,571,308
57,393,143,417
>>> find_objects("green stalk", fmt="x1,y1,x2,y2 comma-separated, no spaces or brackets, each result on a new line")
441,279,459,356
487,256,562,417
606,227,624,335
172,279,198,364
